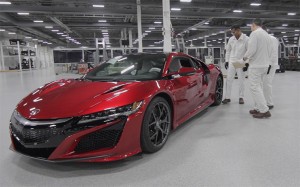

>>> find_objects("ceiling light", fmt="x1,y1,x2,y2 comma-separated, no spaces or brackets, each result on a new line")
149,27,155,30
0,29,5,31
57,33,63,35
32,39,38,41
17,12,29,15
171,8,181,11
149,45,155,47
283,35,288,37
51,30,59,32
295,30,300,32
8,32,16,34
66,37,71,39
180,0,192,2
288,13,296,16
281,32,286,33
98,20,107,22
154,21,162,24
93,5,104,8
218,39,222,40
282,24,288,27
145,30,151,33
247,24,252,26
47,43,52,45
213,40,216,41
233,10,243,13
204,22,209,25
25,36,32,39
45,26,53,29
61,34,67,37
250,3,261,6
33,20,43,23
102,32,108,35
191,28,197,30
0,2,11,4
295,34,299,36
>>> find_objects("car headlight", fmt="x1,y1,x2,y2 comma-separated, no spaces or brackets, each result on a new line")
78,101,143,124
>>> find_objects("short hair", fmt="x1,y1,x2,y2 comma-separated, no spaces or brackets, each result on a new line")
231,25,241,30
252,18,263,26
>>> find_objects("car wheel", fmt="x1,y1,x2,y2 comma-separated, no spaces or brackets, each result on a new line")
211,76,223,106
141,97,171,153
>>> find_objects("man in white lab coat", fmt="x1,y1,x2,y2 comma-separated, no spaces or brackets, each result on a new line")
222,25,249,104
243,19,273,118
262,26,279,110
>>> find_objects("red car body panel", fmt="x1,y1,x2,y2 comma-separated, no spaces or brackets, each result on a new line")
10,52,222,162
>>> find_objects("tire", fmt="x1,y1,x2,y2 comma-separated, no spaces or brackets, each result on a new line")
141,97,171,153
211,76,223,106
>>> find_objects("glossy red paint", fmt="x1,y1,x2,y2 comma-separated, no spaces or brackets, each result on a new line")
10,52,222,162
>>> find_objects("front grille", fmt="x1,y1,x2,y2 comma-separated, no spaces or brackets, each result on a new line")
74,121,125,153
12,136,55,159
10,123,60,144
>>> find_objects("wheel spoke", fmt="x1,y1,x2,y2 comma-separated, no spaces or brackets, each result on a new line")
150,132,158,140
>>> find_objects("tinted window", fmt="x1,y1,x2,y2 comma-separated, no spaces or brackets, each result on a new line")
85,54,166,81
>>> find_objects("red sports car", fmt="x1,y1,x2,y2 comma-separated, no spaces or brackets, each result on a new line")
9,52,223,162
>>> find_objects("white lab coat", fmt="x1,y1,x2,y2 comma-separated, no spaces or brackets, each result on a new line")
224,34,249,99
244,27,273,113
263,35,279,106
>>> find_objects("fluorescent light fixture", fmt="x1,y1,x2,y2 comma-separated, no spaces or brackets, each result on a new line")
149,45,155,47
45,26,53,29
213,40,216,41
57,32,63,34
204,35,209,37
8,32,16,34
247,24,252,26
233,10,243,13
218,38,222,40
282,24,288,26
204,22,209,25
61,34,67,37
218,42,221,43
98,20,107,22
281,32,286,33
149,27,155,30
207,41,211,43
17,12,29,15
51,30,59,32
102,32,109,35
250,3,261,6
25,36,32,39
295,34,299,36
191,28,197,30
0,29,5,31
33,20,43,23
295,30,300,32
93,4,104,8
145,30,151,33
212,33,217,35
66,37,71,39
154,21,162,24
283,35,288,37
288,13,296,16
102,30,108,32
32,39,38,41
180,0,192,2
47,43,52,45
0,2,11,4
171,8,181,11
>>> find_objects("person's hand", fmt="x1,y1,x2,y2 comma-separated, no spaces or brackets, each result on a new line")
243,63,249,72
225,62,229,69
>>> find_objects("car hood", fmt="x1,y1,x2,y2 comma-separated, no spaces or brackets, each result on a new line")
16,79,148,120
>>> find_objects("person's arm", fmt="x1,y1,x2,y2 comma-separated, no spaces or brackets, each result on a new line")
225,38,232,62
243,32,257,63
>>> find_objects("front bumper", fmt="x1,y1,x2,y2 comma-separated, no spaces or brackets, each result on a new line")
10,110,144,162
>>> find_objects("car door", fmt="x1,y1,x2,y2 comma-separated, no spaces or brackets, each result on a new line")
168,56,201,121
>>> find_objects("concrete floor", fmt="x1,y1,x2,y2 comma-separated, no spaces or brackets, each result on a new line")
0,69,299,187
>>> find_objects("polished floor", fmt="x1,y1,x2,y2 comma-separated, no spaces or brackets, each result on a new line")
0,69,299,187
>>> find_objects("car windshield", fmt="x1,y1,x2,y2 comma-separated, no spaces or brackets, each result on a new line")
85,54,167,81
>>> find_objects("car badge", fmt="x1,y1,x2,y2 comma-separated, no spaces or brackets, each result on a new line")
30,109,40,116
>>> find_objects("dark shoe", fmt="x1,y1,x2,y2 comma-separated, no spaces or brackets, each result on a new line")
222,99,231,104
239,98,244,104
249,109,259,115
268,105,274,110
253,111,271,118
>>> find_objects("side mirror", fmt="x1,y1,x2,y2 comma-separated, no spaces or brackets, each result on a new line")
165,67,195,79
